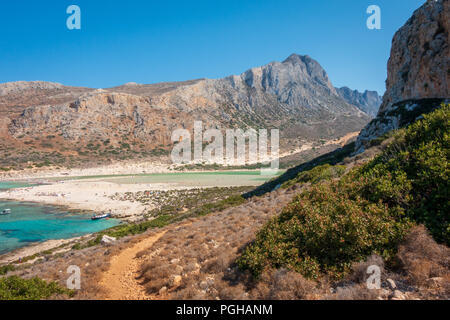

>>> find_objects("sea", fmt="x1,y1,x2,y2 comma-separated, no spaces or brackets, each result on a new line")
0,182,120,255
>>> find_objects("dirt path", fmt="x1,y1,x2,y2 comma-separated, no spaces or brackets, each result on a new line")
333,131,360,146
100,231,167,300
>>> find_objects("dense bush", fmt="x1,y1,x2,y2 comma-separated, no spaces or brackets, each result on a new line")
0,265,15,275
238,104,449,280
0,276,73,300
357,104,449,244
281,164,346,189
238,180,411,279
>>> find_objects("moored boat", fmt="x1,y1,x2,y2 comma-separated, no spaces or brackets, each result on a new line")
91,212,111,220
0,209,11,215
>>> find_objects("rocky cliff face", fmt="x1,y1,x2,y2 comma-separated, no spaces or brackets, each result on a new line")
336,87,382,117
356,0,449,152
1,54,372,166
0,81,92,118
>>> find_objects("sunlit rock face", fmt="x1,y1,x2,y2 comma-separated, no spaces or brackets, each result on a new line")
356,0,449,153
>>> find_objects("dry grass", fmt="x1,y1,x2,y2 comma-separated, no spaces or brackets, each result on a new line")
137,187,299,299
396,226,450,289
252,269,317,300
8,234,140,299
6,190,449,301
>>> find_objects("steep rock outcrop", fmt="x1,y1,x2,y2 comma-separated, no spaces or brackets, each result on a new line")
356,0,449,152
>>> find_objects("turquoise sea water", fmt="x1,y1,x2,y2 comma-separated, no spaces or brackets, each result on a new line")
50,171,284,187
0,181,37,190
0,182,120,255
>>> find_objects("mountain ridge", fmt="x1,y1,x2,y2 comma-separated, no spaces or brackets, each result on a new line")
336,86,382,117
0,54,372,169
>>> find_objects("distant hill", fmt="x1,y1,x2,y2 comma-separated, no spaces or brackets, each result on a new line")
336,86,382,117
0,54,372,169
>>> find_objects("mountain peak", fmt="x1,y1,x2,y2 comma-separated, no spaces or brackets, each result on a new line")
282,53,315,65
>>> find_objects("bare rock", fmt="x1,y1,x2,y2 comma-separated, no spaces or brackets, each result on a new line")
356,0,449,151
378,289,391,299
101,235,117,245
159,286,167,295
0,81,64,96
170,275,182,287
390,290,407,300
426,277,445,289
386,278,397,290
381,0,449,112
336,87,382,117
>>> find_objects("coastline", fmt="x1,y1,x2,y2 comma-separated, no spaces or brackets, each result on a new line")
0,158,284,266
0,181,170,221
0,235,87,265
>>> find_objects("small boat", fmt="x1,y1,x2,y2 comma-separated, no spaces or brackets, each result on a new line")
0,209,11,215
91,213,111,221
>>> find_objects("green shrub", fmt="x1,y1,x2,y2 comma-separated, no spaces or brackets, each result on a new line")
357,104,449,244
0,276,73,300
238,180,411,279
238,104,449,280
0,265,15,275
191,195,246,217
281,164,346,189
105,214,173,239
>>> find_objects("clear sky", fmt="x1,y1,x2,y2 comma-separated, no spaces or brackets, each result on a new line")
0,0,425,94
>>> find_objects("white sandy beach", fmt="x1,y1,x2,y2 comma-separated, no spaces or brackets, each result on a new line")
0,160,174,182
0,180,184,221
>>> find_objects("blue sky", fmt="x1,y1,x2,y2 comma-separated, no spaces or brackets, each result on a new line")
0,0,424,94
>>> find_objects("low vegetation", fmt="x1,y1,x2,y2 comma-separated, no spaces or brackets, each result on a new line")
111,187,252,218
0,265,15,276
281,164,346,189
238,104,449,280
0,276,73,300
74,187,250,250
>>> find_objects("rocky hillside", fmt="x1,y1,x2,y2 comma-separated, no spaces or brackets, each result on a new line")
356,0,449,152
0,81,92,118
336,87,382,117
1,54,371,169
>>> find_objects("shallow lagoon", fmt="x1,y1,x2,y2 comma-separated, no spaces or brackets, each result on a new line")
51,170,283,187
0,182,120,255
0,171,280,254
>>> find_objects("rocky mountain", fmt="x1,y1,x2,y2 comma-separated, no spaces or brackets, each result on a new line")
356,0,449,152
0,81,92,118
336,87,382,117
0,54,372,168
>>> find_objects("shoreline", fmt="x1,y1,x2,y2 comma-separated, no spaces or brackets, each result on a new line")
0,235,88,265
0,164,284,266
0,169,277,221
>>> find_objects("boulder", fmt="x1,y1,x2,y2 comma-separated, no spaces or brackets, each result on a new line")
386,278,397,290
101,235,117,245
